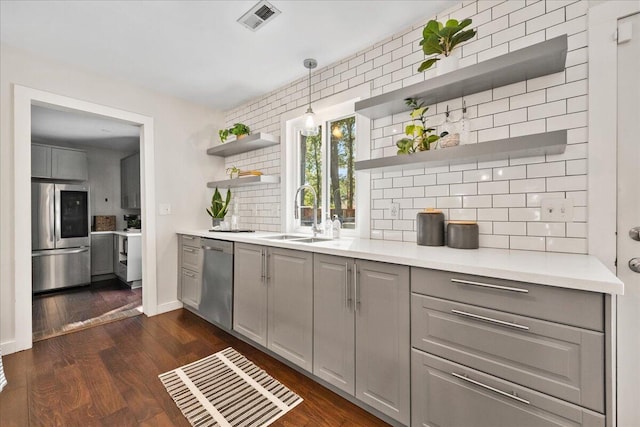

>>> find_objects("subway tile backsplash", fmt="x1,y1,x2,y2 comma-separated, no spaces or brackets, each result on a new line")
222,0,589,254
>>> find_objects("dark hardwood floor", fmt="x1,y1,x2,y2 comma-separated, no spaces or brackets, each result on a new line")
2,308,390,426
32,278,142,341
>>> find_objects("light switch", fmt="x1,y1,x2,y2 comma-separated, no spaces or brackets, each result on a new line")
159,203,171,215
389,202,400,219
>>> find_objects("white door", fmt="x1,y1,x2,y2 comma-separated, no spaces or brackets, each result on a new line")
616,12,640,426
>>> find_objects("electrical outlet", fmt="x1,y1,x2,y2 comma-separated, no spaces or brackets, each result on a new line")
389,202,400,219
541,198,573,222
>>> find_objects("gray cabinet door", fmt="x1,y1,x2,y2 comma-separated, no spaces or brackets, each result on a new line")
313,254,355,394
51,147,88,181
355,260,410,425
31,144,51,178
233,243,267,346
181,268,201,309
267,247,313,371
91,234,114,275
121,153,141,209
412,349,605,427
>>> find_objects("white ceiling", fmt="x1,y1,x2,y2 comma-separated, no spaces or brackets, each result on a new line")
1,0,454,110
31,104,140,151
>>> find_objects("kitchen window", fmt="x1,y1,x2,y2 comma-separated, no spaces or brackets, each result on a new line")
297,114,357,230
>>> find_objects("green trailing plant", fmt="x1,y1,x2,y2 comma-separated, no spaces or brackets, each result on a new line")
219,123,251,143
418,18,476,72
206,187,231,219
396,98,448,154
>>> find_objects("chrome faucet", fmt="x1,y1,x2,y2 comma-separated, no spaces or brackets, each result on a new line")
294,184,321,237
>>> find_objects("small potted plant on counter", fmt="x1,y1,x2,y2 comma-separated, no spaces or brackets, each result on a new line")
418,18,476,75
396,98,448,154
206,187,231,228
219,123,251,143
226,166,240,179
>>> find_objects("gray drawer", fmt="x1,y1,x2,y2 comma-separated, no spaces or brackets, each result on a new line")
412,349,605,427
411,268,604,331
412,294,604,413
181,234,201,249
181,245,201,273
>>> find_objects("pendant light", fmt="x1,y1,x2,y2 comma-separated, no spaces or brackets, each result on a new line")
301,58,319,137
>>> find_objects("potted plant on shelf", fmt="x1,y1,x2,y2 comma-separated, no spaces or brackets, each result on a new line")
206,187,231,228
226,166,240,179
418,18,476,75
396,98,448,154
219,123,251,143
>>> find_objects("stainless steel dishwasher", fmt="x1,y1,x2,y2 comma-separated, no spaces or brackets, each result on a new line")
197,239,233,330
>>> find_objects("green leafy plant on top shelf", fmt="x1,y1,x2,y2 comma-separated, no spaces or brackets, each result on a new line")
418,18,476,72
396,98,448,154
206,187,231,219
219,123,251,143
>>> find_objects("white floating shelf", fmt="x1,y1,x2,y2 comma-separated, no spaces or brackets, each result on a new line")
355,35,567,119
206,132,280,157
207,175,281,188
355,131,567,172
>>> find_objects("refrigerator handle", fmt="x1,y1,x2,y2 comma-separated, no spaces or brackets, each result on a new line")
49,195,55,243
32,247,90,256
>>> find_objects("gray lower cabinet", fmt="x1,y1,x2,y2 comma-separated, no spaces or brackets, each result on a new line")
411,267,606,426
179,235,202,310
412,349,605,427
313,254,355,394
313,254,410,425
267,247,313,371
90,234,114,275
233,242,267,346
234,243,313,370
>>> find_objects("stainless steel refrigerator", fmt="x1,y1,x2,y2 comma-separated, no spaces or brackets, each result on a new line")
31,182,91,293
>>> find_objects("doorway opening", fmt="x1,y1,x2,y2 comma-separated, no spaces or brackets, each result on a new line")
13,86,158,353
30,104,144,341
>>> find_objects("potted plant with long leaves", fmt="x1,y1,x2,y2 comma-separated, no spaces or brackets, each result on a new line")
418,18,476,75
219,123,251,143
396,98,448,154
206,187,231,228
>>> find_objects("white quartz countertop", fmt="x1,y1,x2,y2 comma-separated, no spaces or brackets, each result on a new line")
177,230,623,295
92,230,142,237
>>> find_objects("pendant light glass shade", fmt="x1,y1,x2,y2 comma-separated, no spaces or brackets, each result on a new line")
301,58,319,137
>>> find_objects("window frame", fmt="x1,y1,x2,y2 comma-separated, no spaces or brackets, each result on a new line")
282,88,370,238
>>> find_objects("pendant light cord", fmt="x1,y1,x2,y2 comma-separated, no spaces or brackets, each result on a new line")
307,65,312,112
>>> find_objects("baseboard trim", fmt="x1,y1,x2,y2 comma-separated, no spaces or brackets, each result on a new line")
1,340,17,355
153,300,183,316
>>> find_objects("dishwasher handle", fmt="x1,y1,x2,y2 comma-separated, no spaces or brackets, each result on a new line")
200,239,234,254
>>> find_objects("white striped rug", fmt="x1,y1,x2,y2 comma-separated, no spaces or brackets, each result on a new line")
159,347,303,427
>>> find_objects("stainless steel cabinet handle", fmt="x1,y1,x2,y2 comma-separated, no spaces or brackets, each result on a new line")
354,264,360,312
452,372,530,405
451,278,529,294
201,246,223,252
261,249,266,282
344,262,350,308
184,247,197,253
184,271,196,278
451,309,530,331
266,252,271,281
183,235,196,240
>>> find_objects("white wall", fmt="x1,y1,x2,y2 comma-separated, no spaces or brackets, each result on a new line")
223,0,590,254
0,43,225,350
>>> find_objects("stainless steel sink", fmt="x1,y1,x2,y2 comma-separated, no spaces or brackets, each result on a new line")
261,234,307,240
293,237,334,244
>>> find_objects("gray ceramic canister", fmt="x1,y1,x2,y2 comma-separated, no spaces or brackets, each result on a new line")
447,221,479,249
417,209,445,246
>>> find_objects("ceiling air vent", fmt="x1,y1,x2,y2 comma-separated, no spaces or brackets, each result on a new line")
238,0,281,32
